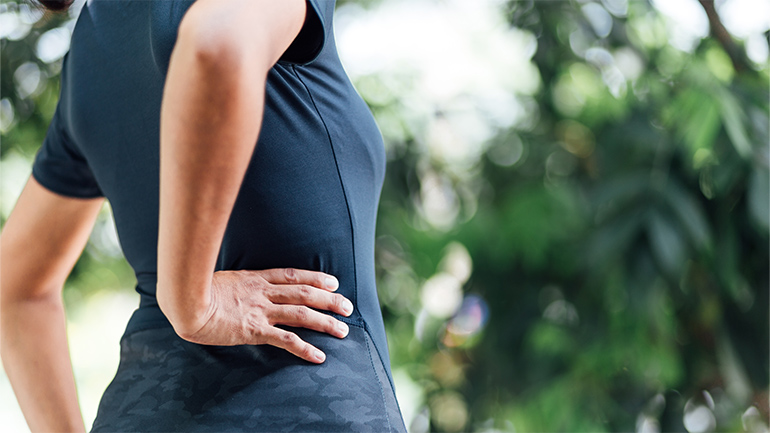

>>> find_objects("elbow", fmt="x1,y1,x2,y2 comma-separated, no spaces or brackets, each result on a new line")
156,282,211,341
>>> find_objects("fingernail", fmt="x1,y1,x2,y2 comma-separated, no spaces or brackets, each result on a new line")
325,277,339,291
342,299,353,315
315,350,326,362
337,321,349,337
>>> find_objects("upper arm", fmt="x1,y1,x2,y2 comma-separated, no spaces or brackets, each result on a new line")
177,0,310,71
0,177,103,301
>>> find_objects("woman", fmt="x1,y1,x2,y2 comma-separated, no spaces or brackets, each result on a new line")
0,0,406,431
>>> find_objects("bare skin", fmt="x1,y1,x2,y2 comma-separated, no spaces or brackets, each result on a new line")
1,178,102,433
1,0,348,430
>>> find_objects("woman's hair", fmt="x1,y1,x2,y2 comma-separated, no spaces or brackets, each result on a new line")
36,0,74,12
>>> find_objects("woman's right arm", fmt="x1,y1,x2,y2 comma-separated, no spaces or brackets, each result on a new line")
156,0,351,363
1,177,103,433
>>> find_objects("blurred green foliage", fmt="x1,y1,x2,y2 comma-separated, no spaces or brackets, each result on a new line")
1,0,768,431
369,1,768,431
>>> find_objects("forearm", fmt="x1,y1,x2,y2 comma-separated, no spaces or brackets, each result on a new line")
1,294,85,433
156,0,305,336
157,15,269,334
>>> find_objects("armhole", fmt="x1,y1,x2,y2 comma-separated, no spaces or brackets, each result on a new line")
278,0,326,66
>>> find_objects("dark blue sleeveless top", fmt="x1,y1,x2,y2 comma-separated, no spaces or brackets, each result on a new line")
32,0,405,430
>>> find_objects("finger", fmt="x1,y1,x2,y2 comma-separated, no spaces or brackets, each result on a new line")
261,268,339,291
270,305,349,339
263,328,326,364
267,285,353,317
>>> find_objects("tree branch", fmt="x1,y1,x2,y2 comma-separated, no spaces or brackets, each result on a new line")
698,0,753,74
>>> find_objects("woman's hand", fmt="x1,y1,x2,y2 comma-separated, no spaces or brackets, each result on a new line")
177,268,353,364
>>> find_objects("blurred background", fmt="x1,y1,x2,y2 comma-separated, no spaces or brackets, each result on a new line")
1,0,768,431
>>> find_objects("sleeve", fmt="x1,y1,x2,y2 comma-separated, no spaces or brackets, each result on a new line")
31,86,104,199
278,0,331,66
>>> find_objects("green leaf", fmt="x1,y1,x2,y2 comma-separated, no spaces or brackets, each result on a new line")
661,178,713,251
683,93,721,153
646,211,686,277
719,89,752,158
664,87,720,155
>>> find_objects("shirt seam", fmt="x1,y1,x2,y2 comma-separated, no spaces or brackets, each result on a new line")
291,64,359,317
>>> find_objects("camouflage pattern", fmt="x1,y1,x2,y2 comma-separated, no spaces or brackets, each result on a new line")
90,324,406,432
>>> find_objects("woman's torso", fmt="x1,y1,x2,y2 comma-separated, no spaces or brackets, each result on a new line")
48,0,403,430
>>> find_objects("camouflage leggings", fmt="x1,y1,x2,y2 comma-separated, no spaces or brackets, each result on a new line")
90,324,406,432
